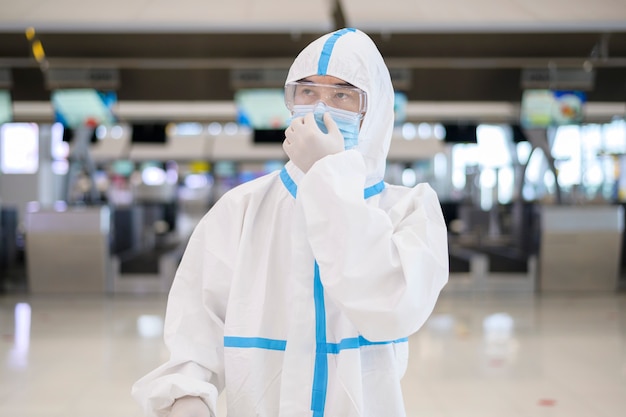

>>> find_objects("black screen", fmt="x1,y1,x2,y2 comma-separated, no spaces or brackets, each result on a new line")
131,123,167,143
253,129,285,144
61,126,98,144
511,124,529,143
443,124,478,143
62,126,74,142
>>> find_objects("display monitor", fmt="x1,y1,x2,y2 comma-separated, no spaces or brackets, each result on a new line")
443,123,478,143
60,125,74,143
131,123,168,143
0,123,39,174
60,125,98,144
51,89,117,128
511,124,529,143
520,89,586,128
394,92,407,126
253,128,285,144
235,89,291,130
0,90,12,124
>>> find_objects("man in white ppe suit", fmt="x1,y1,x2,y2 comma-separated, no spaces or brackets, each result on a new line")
132,28,449,417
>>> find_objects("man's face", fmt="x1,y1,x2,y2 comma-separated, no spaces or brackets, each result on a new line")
291,75,366,115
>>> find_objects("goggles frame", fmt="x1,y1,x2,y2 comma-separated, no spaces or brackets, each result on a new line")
284,81,367,115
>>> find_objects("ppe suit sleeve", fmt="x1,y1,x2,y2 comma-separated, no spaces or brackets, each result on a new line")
132,198,237,417
298,151,449,342
169,396,212,417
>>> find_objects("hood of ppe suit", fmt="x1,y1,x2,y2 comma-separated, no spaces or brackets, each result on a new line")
286,29,394,186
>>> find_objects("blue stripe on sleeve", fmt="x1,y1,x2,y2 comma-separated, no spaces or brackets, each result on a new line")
280,167,298,198
364,180,385,199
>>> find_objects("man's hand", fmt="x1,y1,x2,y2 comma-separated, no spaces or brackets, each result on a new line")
170,396,212,417
283,112,344,173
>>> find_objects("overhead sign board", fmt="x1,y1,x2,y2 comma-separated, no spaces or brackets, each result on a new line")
0,68,12,89
45,68,120,90
521,68,595,91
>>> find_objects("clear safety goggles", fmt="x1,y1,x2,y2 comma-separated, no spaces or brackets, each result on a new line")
284,81,367,115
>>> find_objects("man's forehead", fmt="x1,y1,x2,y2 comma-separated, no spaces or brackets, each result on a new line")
301,75,351,87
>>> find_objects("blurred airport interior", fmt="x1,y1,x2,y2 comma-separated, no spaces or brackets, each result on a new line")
0,1,626,416
1,111,625,296
0,0,625,296
0,2,625,297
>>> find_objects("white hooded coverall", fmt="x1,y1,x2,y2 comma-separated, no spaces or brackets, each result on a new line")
132,28,449,417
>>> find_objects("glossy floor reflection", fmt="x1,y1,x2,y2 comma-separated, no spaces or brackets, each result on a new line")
1,290,625,417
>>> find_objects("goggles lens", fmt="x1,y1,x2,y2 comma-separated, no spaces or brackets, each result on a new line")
284,81,367,115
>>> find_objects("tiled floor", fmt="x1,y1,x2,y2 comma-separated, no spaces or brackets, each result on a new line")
1,288,625,417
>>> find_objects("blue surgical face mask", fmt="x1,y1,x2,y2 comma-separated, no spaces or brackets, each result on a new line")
290,102,362,150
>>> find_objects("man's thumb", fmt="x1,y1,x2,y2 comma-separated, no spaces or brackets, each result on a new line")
322,112,341,136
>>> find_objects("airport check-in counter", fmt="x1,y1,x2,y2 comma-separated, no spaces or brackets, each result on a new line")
128,132,212,162
24,205,113,293
539,204,624,291
211,130,286,162
89,131,131,163
386,136,445,162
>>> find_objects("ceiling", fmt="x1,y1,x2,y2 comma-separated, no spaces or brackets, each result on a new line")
1,0,626,123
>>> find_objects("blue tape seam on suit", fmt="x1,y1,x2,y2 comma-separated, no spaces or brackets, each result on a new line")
317,28,356,76
280,167,384,200
226,168,393,416
224,335,408,352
